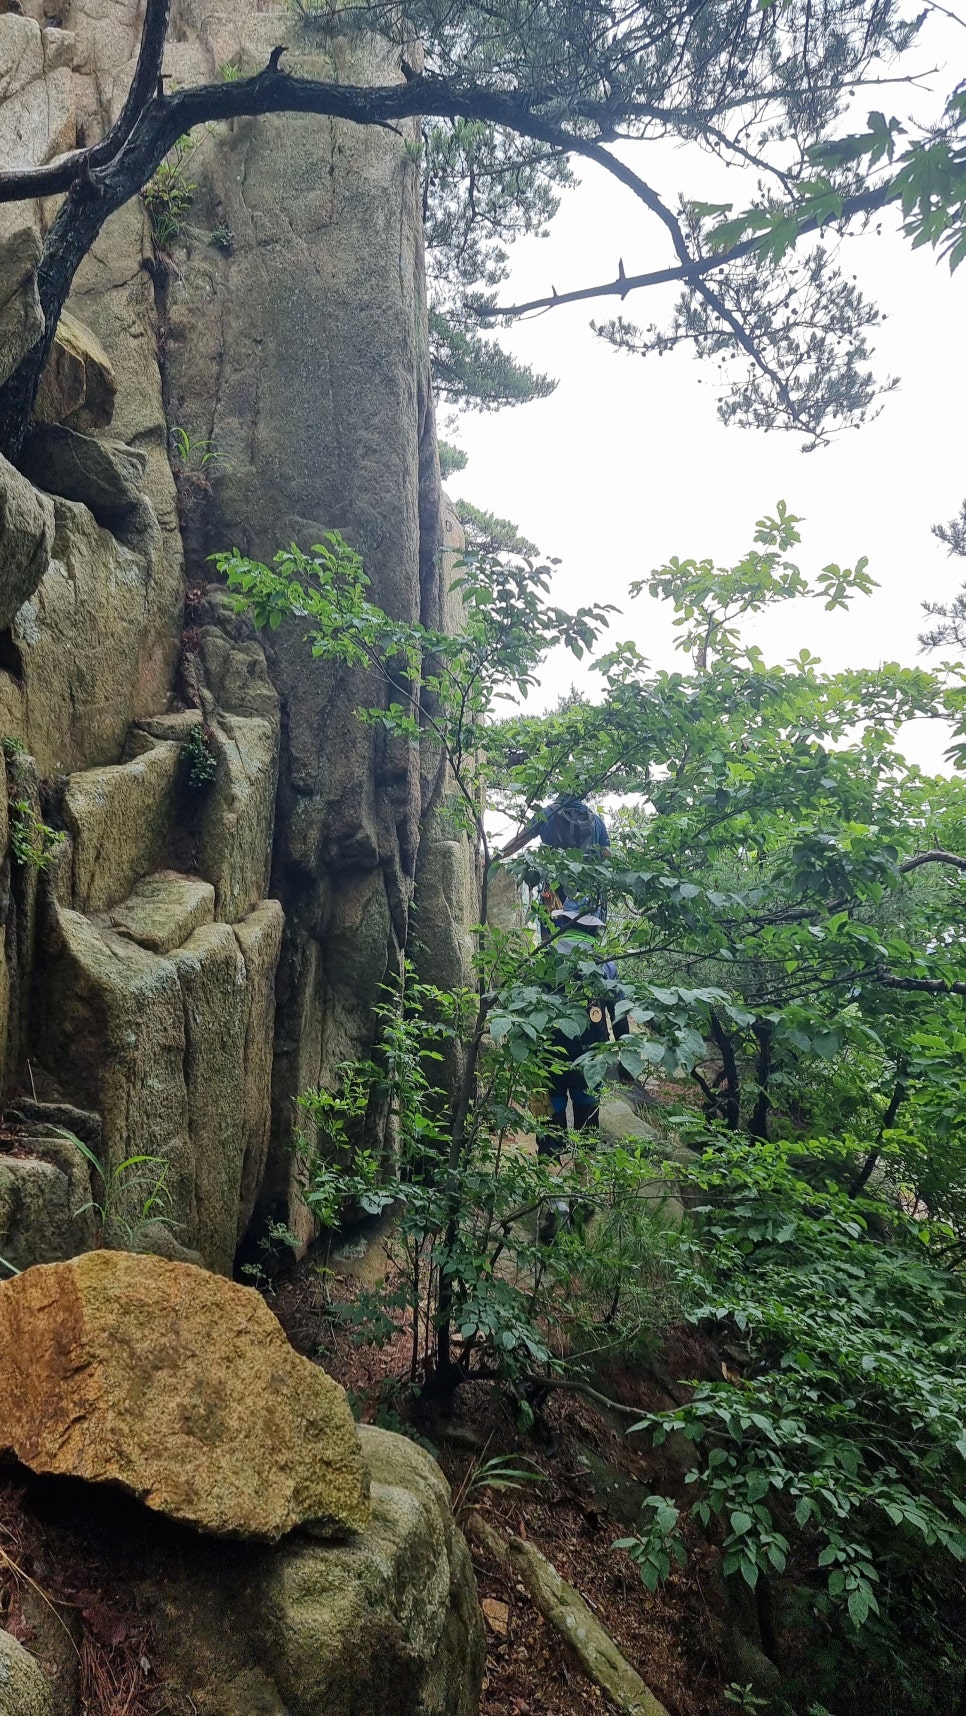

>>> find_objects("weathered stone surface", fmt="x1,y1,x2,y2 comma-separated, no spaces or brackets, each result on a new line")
35,310,116,431
0,0,474,1273
0,755,44,1102
0,1123,96,1272
0,495,168,776
0,789,10,1106
249,1427,483,1715
0,221,42,389
66,192,184,720
116,1423,484,1716
412,822,477,992
0,1158,80,1273
63,742,181,912
0,14,74,174
19,424,147,522
38,902,196,1227
155,7,462,1242
599,1097,660,1148
599,1097,688,1226
0,1626,55,1716
38,894,282,1272
0,1250,370,1541
195,589,280,723
171,920,253,1272
412,500,476,996
233,899,284,1244
134,709,203,743
106,872,216,955
0,1586,79,1716
486,862,526,933
0,452,54,630
0,11,181,772
200,713,278,924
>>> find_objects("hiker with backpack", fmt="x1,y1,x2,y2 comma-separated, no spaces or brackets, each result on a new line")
496,795,637,1238
498,793,610,864
498,794,610,933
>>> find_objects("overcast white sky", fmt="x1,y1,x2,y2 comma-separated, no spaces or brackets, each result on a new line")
448,13,965,776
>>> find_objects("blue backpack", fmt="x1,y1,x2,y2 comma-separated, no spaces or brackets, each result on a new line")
539,797,606,853
537,800,609,932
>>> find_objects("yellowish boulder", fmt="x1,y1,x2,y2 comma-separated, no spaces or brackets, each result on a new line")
34,309,115,430
0,1250,370,1541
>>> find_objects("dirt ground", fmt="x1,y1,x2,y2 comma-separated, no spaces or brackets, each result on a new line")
272,1247,735,1716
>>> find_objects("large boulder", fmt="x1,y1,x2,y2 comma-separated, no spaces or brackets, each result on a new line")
0,1250,370,1541
125,1425,484,1716
1,1424,483,1716
249,1426,485,1716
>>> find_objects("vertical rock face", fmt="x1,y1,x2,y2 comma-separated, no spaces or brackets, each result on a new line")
0,0,475,1269
157,5,453,1232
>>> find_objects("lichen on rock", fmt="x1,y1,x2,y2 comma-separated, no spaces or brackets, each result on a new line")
0,1626,55,1716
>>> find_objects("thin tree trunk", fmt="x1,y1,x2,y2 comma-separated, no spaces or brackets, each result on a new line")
749,1019,773,1142
850,1066,906,1197
709,1012,741,1130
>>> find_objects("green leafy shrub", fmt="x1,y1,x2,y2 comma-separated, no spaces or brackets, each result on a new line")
182,722,218,788
8,799,63,871
218,507,966,1705
3,738,63,871
170,425,221,476
620,1134,966,1710
295,973,676,1396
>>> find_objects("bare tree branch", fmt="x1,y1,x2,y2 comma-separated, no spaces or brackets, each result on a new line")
0,54,810,451
899,848,966,875
478,182,896,318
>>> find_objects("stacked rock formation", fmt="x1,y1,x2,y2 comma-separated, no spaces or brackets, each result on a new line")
0,0,476,1275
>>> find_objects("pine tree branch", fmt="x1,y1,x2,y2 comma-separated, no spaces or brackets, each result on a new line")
477,183,897,319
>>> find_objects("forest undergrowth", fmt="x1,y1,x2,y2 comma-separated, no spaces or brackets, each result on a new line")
271,1185,736,1716
268,1080,966,1716
220,508,966,1716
